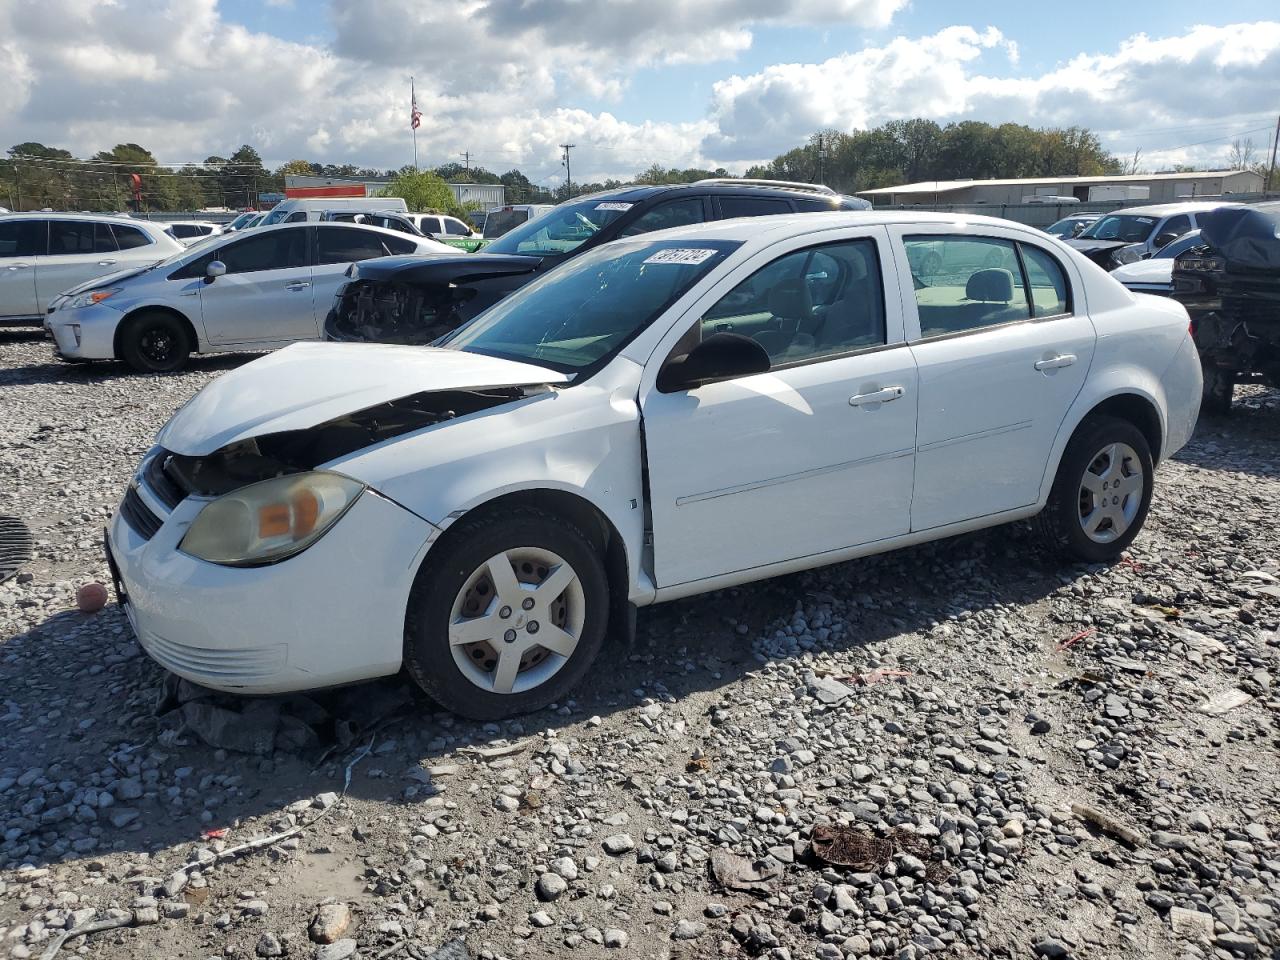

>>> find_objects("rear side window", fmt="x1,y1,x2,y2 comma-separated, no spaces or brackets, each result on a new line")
0,220,43,257
619,198,705,238
1020,245,1071,317
905,236,1031,338
48,220,116,255
718,196,792,219
111,225,152,250
791,198,838,212
317,228,397,265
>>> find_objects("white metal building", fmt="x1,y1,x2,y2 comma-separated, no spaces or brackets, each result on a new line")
860,170,1264,206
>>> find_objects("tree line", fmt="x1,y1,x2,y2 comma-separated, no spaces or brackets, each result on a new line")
7,118,1223,214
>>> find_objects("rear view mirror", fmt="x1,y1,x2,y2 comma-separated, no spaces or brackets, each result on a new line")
205,260,226,282
657,332,770,393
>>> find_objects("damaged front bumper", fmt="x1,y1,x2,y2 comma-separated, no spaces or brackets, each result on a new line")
108,460,437,694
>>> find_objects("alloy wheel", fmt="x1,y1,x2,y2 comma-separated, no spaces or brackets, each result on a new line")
1077,442,1143,544
448,547,586,695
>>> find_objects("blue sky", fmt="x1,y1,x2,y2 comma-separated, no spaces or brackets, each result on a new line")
4,1,1279,183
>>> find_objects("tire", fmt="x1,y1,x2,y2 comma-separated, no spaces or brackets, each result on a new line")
1201,365,1234,416
120,311,191,373
403,506,609,720
1037,415,1154,563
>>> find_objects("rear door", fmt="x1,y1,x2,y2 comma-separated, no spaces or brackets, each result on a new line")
191,227,314,343
0,219,43,318
313,226,419,321
34,220,123,311
892,228,1095,531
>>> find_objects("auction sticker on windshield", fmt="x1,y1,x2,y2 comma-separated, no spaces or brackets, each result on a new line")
644,248,718,265
596,202,633,211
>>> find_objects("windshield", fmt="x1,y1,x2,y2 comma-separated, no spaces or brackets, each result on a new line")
260,206,291,226
1046,217,1090,238
439,237,740,372
1078,214,1158,243
484,200,633,256
1154,230,1202,259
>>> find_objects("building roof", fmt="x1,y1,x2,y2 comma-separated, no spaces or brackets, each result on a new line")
859,170,1256,197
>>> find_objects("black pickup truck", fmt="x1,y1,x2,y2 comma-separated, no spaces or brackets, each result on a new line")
1172,204,1280,414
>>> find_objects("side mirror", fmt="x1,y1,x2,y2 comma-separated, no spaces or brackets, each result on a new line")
656,332,770,393
205,260,226,283
1154,232,1179,249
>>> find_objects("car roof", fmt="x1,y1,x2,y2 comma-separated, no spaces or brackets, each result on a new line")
1107,201,1244,217
571,181,852,204
629,210,1056,245
0,211,162,227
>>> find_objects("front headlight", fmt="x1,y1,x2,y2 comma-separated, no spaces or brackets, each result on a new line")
69,287,122,309
1109,245,1144,268
179,471,366,566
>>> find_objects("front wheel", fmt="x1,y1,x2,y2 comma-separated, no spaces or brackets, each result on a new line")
403,507,608,720
1037,416,1154,563
120,312,191,373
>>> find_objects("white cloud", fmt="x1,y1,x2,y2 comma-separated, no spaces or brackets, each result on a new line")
1,2,1278,186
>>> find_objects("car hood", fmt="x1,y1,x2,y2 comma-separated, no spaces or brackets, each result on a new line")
1111,258,1173,286
157,341,570,456
1065,238,1133,255
58,262,163,297
349,252,543,284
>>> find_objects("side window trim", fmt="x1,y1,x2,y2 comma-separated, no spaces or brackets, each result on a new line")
1016,241,1074,321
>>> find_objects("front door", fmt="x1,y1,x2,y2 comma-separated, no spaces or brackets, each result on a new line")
896,230,1095,531
197,227,315,343
0,219,42,319
641,231,919,588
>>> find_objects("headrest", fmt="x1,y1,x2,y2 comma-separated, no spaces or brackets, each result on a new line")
768,278,813,320
965,268,1014,302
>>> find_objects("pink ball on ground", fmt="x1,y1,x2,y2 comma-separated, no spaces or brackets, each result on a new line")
77,582,109,613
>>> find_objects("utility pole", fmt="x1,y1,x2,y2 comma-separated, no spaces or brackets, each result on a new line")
13,160,21,211
560,143,574,199
1266,113,1280,195
460,151,470,171
815,134,825,185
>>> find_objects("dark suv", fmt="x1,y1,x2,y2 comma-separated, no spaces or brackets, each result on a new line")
324,180,869,344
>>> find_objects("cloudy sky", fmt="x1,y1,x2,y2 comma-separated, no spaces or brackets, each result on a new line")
3,0,1279,186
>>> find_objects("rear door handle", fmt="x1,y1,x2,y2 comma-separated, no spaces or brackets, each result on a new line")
849,386,905,407
1034,354,1077,371
285,281,311,291
97,259,117,266
7,263,30,270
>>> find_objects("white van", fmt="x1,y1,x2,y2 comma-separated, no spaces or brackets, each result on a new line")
260,197,408,227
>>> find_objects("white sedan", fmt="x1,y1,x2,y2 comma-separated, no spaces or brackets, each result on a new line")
46,223,459,372
107,212,1202,719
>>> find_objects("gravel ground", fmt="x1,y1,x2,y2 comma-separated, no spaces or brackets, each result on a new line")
1,331,1278,960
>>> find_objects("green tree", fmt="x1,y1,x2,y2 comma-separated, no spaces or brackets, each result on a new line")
379,169,465,216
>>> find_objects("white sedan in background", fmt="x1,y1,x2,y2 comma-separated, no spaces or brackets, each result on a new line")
107,212,1201,719
46,223,459,372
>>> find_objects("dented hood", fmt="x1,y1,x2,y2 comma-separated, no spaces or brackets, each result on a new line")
158,341,569,456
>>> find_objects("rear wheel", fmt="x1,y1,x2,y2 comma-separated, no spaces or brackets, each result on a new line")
120,311,191,373
1037,416,1154,563
403,507,608,720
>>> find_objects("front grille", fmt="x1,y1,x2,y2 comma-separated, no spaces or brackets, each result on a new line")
120,486,163,540
143,451,187,510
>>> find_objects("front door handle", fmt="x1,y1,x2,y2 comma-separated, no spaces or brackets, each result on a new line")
285,281,311,291
849,386,905,407
7,263,30,270
97,259,117,266
1034,353,1077,371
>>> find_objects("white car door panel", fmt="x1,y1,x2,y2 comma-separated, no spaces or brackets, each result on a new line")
34,220,126,313
894,228,1096,531
640,228,919,588
197,228,316,344
0,259,37,317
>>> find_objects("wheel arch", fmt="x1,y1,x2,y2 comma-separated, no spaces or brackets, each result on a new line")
113,305,200,359
1040,380,1167,507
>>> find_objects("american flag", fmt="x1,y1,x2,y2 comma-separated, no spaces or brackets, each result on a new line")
411,80,422,130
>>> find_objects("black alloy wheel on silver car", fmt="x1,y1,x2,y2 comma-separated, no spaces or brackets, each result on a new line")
120,311,191,373
1038,415,1154,563
403,506,609,720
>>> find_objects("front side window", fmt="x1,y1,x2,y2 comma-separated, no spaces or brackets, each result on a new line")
173,228,307,278
906,236,1030,338
440,238,740,372
444,218,471,235
689,239,887,366
484,199,634,255
1157,215,1192,244
286,211,307,223
317,228,398,265
0,220,43,257
618,198,705,238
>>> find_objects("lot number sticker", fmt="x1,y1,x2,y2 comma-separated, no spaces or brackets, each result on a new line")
644,248,717,265
596,202,633,211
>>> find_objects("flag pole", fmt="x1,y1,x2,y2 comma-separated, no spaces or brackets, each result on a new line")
411,76,419,170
